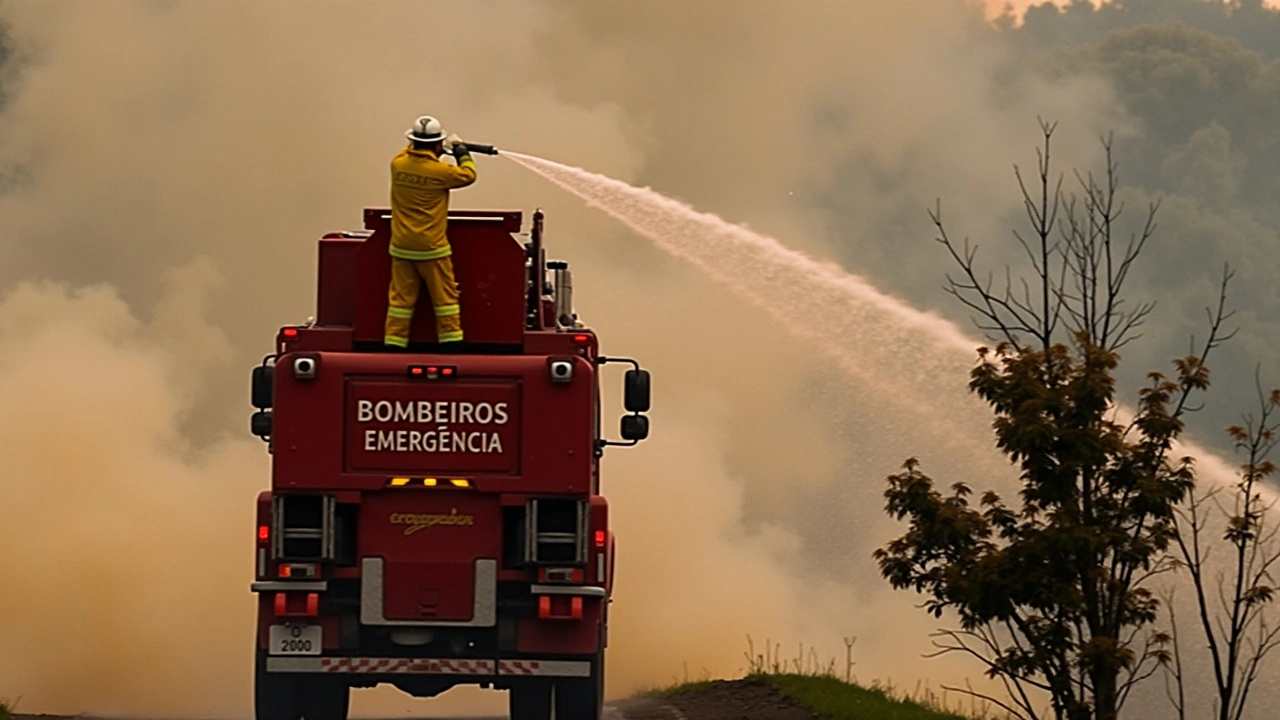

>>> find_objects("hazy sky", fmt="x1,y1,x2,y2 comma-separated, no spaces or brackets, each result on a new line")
0,2,1275,718
0,0,1126,714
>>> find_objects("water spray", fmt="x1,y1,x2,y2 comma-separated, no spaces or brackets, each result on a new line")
503,150,1280,509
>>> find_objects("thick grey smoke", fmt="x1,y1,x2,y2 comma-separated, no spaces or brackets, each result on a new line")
896,4,1280,451
3,1,1251,717
0,275,264,716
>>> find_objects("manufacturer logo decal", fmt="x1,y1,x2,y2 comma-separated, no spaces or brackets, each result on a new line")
390,509,475,536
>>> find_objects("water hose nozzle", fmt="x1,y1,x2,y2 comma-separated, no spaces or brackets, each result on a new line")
459,142,499,156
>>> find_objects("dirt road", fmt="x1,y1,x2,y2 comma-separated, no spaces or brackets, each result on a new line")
15,707,665,720
13,679,814,720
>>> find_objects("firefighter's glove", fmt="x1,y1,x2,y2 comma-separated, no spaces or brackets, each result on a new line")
444,133,464,155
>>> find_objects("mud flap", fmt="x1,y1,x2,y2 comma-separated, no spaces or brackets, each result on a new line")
554,649,604,720
509,679,553,720
255,650,301,720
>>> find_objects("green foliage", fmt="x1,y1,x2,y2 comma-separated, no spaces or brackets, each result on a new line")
761,674,980,720
0,697,14,720
876,339,1201,718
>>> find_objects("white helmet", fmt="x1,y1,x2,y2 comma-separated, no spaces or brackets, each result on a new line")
405,115,446,143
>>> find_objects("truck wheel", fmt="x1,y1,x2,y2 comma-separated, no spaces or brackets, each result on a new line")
300,679,349,720
255,653,302,720
553,651,604,720
508,680,552,720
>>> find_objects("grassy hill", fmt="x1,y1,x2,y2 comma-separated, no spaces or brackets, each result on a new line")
658,674,992,720
762,674,981,720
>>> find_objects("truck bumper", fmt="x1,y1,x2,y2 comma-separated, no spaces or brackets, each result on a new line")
264,656,590,677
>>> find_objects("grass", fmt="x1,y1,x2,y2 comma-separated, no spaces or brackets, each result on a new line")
648,679,720,697
637,661,719,698
655,674,986,720
760,673,980,720
645,636,1002,720
0,697,14,720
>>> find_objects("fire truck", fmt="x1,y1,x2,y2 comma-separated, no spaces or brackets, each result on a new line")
247,208,650,720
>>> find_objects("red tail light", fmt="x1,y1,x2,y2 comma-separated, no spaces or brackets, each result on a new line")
273,592,320,618
258,525,270,542
594,530,606,547
408,364,455,380
282,328,299,340
538,595,584,621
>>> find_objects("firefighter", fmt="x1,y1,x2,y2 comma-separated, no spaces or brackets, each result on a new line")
384,115,477,349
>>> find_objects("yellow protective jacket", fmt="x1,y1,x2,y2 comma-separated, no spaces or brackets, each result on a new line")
388,147,477,261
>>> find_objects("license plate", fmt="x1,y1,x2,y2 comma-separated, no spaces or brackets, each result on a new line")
269,624,322,655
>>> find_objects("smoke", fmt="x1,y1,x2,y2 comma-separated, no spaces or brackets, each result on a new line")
0,0,1156,716
518,0,1128,700
0,275,263,716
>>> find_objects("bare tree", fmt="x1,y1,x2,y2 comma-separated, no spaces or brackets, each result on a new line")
933,120,1159,355
1166,379,1280,720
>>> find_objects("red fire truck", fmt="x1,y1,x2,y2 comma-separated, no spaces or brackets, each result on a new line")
248,208,650,720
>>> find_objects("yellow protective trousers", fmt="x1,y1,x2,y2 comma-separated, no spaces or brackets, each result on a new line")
384,256,463,347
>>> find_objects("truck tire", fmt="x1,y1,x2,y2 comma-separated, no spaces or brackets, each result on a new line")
255,652,302,720
508,680,552,720
553,651,604,720
300,679,349,720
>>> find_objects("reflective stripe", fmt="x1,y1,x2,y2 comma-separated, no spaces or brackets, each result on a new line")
438,331,463,343
386,306,415,319
434,303,460,317
459,157,476,170
384,335,409,348
266,657,590,678
498,660,591,677
270,657,494,675
389,244,452,261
